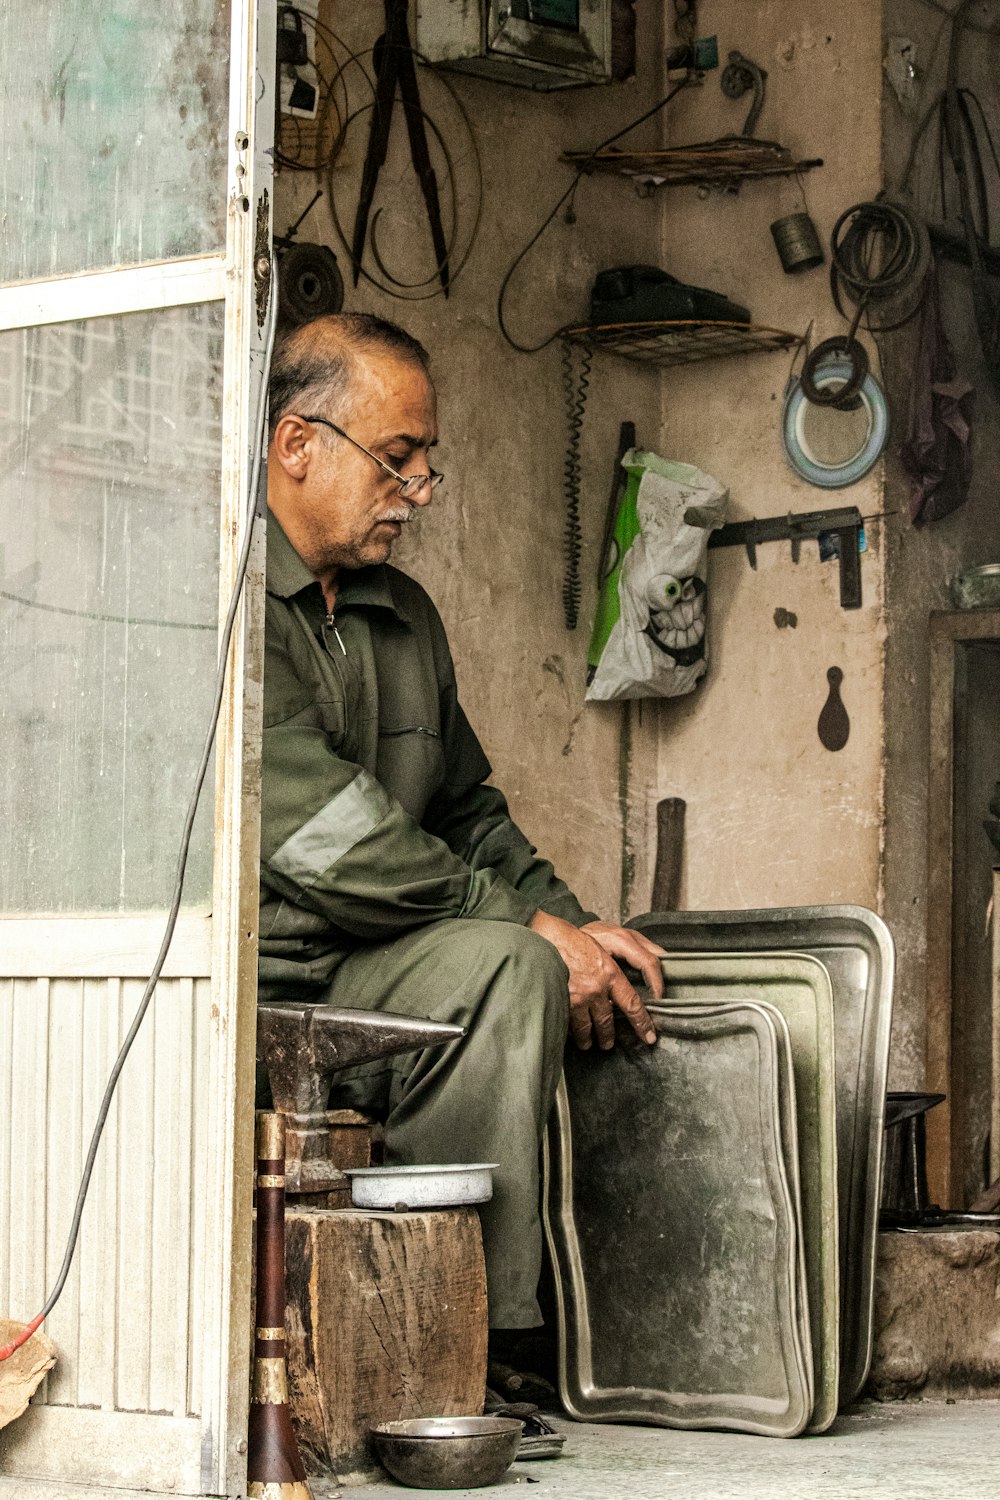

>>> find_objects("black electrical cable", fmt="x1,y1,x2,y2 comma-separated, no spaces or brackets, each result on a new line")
275,5,372,173
273,60,340,173
830,199,925,321
943,2,1000,387
496,77,694,354
895,1,1000,386
0,261,279,1364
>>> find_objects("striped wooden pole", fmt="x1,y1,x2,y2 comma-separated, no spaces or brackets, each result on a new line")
247,1110,312,1500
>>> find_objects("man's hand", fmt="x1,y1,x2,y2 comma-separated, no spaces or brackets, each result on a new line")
528,912,666,1051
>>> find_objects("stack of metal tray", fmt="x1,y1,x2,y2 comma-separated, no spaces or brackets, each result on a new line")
543,905,893,1437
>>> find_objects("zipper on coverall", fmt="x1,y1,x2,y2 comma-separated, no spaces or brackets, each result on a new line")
325,610,347,655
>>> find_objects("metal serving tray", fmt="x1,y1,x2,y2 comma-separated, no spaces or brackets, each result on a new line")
544,1000,813,1438
662,955,840,1433
628,906,894,1404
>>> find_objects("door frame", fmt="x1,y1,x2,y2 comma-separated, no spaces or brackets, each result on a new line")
0,0,274,1492
926,608,1000,1210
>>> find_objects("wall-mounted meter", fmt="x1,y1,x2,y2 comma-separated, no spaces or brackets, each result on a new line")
415,0,617,91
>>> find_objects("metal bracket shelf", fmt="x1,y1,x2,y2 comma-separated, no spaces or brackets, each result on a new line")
561,319,802,370
561,138,823,193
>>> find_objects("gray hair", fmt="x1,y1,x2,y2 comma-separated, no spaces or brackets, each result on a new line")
268,312,431,435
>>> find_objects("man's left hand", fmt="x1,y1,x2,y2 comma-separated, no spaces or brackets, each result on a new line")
580,922,667,1000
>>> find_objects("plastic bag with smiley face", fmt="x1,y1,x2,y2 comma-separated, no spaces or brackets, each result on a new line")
587,451,727,702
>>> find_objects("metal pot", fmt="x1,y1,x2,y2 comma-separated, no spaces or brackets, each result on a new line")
881,1092,946,1214
950,563,1000,611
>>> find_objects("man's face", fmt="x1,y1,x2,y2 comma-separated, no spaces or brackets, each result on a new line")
271,351,439,576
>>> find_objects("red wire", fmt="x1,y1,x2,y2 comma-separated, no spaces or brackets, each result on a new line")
0,1314,45,1361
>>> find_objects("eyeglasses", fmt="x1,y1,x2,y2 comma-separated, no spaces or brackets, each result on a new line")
301,414,444,501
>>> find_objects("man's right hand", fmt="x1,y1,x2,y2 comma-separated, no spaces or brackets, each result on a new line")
528,910,658,1051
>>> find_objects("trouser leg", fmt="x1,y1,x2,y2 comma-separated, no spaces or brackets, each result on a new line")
320,918,569,1328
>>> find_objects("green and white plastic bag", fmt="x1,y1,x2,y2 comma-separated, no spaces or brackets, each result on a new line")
586,450,728,702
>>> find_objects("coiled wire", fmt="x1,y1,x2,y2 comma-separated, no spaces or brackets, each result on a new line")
561,339,592,631
801,197,928,406
829,198,928,331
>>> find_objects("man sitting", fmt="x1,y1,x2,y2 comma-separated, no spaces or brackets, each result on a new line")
260,311,665,1341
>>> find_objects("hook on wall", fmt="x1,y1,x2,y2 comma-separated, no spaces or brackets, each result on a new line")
720,50,768,138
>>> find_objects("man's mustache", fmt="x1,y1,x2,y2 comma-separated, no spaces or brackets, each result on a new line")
378,506,418,525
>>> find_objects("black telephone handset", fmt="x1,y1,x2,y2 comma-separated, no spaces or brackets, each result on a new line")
589,264,751,326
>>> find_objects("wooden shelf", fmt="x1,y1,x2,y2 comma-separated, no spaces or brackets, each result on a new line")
561,138,823,192
560,320,803,369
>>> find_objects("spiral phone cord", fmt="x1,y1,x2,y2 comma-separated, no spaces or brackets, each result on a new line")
560,338,592,630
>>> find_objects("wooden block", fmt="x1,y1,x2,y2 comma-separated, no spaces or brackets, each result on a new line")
284,1111,373,1194
284,1207,488,1482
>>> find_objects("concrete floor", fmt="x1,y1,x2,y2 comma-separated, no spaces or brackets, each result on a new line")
316,1402,1000,1500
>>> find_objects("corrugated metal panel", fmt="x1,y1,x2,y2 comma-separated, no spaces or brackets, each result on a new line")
1,956,210,1421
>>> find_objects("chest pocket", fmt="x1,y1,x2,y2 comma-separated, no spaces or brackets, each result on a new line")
377,724,446,821
265,600,348,742
264,675,346,742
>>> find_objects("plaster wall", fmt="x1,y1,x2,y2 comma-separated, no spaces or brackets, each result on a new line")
277,0,668,921
650,5,887,916
880,0,1000,1101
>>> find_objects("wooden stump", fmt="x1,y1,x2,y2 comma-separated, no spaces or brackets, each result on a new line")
284,1207,488,1482
869,1228,1000,1401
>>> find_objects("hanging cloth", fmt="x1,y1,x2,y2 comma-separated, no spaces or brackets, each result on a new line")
900,265,974,525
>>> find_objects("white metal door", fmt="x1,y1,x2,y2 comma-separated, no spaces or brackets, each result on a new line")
0,2,274,1494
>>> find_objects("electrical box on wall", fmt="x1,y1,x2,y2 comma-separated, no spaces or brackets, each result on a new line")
415,0,617,90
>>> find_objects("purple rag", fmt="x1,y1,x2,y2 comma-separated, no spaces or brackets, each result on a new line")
900,266,974,526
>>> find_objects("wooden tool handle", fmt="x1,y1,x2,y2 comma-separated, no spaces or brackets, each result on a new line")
651,798,686,911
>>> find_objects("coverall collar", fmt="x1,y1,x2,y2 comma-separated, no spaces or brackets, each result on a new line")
265,508,411,620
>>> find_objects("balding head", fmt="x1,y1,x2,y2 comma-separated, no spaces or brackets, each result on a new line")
269,313,431,437
267,314,439,593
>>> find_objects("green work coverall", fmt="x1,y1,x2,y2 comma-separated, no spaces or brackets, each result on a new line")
259,515,595,1326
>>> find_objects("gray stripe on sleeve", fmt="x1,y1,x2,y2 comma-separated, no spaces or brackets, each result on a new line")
268,771,393,889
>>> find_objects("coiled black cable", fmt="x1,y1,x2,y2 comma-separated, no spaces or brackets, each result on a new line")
801,197,928,407
497,78,694,354
829,199,927,329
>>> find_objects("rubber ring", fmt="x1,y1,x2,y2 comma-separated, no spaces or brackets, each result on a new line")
800,336,870,407
782,361,889,490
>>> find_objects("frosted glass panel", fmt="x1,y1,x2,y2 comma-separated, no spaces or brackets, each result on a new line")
0,0,229,284
0,304,223,913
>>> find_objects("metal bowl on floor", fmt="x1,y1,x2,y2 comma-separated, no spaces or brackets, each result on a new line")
370,1415,523,1489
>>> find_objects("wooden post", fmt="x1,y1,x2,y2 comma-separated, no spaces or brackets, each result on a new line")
247,1111,312,1500
926,615,956,1207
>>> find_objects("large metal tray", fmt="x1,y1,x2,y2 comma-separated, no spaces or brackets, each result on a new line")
662,955,839,1433
544,1000,813,1437
628,906,894,1404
